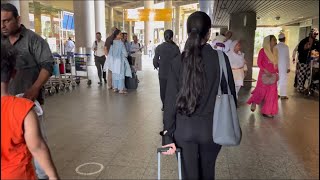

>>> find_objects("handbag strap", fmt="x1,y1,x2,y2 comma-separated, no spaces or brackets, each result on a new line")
217,50,231,95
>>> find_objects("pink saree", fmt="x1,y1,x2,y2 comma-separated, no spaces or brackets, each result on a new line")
247,48,279,115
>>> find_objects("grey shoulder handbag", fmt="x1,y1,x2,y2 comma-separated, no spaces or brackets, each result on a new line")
213,51,242,146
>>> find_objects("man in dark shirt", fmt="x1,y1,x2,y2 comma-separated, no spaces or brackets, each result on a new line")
1,3,54,179
296,28,320,92
104,26,117,89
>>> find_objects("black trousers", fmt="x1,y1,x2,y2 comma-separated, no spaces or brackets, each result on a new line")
94,55,106,82
294,63,299,87
175,139,222,180
159,78,167,108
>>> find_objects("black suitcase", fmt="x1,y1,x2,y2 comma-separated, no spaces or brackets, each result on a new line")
125,70,138,89
157,147,182,180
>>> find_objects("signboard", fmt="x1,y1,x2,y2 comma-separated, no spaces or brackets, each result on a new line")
47,38,57,52
124,8,172,22
62,11,74,30
75,57,87,71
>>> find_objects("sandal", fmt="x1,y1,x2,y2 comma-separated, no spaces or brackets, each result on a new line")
113,89,119,93
119,90,128,94
263,114,274,118
250,104,256,112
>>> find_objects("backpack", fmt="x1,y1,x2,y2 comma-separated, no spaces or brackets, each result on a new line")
131,42,141,48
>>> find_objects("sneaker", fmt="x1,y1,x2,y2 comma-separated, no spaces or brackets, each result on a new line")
98,82,102,85
104,79,107,83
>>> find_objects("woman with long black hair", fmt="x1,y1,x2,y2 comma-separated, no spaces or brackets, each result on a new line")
153,29,180,111
103,29,132,94
161,11,237,179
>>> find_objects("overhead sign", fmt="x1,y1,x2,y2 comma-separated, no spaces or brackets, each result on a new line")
124,8,172,22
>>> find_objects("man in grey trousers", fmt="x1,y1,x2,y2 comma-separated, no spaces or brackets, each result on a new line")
92,32,107,85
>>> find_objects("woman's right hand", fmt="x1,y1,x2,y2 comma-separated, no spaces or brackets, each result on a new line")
161,143,177,155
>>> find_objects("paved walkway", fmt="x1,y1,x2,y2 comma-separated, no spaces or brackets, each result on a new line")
43,56,319,179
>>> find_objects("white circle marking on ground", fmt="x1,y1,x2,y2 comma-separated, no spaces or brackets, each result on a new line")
75,162,104,176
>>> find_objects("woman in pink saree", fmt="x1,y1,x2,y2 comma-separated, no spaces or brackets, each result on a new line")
247,35,279,118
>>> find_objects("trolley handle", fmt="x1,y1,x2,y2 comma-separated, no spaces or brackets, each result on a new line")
157,147,181,153
74,53,91,56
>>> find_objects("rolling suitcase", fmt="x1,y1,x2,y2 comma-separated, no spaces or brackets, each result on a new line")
157,147,182,180
125,66,138,90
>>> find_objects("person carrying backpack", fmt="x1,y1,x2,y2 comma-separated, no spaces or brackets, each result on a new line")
92,32,107,85
130,35,143,71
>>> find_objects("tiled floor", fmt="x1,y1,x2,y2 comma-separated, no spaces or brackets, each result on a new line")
43,55,319,179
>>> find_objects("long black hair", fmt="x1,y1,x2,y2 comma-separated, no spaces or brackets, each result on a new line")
164,29,176,45
176,11,211,116
110,29,121,45
1,44,16,83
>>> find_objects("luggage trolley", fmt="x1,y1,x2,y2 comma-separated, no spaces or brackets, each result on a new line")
74,53,92,86
44,55,60,96
59,55,77,89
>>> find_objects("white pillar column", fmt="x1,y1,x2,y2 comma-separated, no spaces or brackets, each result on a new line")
73,0,95,64
128,21,133,41
174,6,180,43
109,7,114,34
164,0,172,30
20,0,30,28
94,0,106,39
144,0,154,54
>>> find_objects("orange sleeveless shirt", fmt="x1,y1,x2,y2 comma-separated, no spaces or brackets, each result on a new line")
1,96,36,179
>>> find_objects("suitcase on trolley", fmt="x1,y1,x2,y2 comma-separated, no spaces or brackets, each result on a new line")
157,147,182,180
59,63,65,74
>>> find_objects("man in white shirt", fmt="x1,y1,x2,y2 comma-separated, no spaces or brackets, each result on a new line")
276,33,290,99
130,35,143,71
92,32,106,85
65,37,75,63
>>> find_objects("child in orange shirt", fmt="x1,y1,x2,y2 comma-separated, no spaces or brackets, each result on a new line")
1,45,59,179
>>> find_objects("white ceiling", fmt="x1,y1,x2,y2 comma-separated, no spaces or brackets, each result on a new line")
211,0,319,27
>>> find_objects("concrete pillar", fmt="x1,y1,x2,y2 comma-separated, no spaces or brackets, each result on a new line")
144,0,154,54
128,21,133,42
174,6,180,43
109,7,114,35
73,0,95,64
229,12,257,89
164,0,172,30
50,15,54,37
34,2,42,35
20,0,30,29
94,0,106,39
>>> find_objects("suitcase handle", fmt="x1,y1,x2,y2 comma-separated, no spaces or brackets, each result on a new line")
157,147,181,153
157,147,182,180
